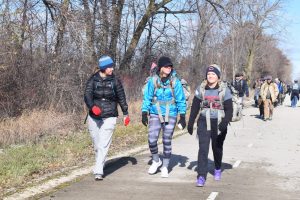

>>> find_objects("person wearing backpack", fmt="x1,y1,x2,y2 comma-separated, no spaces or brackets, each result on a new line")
232,73,249,106
187,64,233,187
84,55,130,181
141,56,186,178
274,78,284,106
260,75,279,121
291,80,300,108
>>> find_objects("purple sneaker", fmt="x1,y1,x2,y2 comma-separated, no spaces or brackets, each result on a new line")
214,169,222,181
196,176,205,187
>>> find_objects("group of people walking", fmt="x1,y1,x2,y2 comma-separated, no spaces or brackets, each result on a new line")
83,54,297,187
253,76,298,121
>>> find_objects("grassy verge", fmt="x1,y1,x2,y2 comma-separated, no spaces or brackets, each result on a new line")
0,100,189,198
0,123,148,198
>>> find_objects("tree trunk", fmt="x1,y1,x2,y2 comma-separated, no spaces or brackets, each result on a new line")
83,0,96,61
19,0,28,53
55,0,69,55
120,0,172,71
245,38,256,81
98,0,109,57
109,0,125,60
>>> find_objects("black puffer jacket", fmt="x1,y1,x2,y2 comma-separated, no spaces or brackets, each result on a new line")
84,72,128,119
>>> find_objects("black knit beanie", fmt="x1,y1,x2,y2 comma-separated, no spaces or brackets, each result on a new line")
157,56,173,71
206,64,221,78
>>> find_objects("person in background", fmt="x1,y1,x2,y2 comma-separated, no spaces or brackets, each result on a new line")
291,80,300,108
274,78,284,106
253,78,264,119
84,55,130,181
232,73,249,106
253,78,263,107
260,76,279,121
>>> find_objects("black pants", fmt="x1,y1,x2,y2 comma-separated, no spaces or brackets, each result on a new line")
259,103,264,116
197,118,227,179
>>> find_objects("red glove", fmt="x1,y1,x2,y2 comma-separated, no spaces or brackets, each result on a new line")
124,116,130,126
91,106,101,116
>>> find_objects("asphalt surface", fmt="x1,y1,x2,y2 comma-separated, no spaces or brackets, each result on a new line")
41,97,300,200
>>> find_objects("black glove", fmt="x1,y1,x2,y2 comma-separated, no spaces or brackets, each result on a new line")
178,114,186,129
218,120,228,133
142,111,148,126
187,121,194,135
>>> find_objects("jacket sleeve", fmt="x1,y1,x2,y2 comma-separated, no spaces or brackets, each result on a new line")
188,96,201,126
260,83,266,100
223,98,233,123
273,83,279,98
243,81,249,97
84,75,94,109
141,78,155,112
115,78,128,115
174,79,186,114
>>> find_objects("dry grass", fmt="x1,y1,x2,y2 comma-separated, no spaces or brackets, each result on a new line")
0,131,93,197
117,99,143,124
0,100,143,147
0,100,149,197
0,109,83,147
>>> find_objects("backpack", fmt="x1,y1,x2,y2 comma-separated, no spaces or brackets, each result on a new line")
292,83,299,90
198,80,242,123
226,82,243,122
233,79,244,94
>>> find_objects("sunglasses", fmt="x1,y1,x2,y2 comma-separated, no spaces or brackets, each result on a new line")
162,65,173,68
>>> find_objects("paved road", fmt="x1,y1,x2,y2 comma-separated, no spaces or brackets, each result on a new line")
42,98,300,200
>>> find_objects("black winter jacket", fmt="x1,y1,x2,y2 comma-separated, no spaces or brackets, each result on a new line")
84,72,128,119
232,79,249,97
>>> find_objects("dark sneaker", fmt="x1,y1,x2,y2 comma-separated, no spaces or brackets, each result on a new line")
196,176,205,187
214,169,222,181
95,174,103,181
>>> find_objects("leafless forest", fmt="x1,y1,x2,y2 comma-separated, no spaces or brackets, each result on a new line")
0,0,292,119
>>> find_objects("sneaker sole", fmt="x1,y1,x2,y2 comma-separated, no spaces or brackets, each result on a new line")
161,174,168,178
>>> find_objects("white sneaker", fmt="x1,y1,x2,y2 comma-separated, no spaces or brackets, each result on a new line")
94,174,103,181
161,167,169,178
148,159,162,174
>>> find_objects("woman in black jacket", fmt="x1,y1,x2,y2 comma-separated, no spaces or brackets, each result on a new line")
84,55,130,181
187,65,233,187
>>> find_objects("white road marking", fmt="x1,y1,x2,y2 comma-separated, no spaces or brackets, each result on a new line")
248,143,253,148
207,192,219,200
233,160,242,168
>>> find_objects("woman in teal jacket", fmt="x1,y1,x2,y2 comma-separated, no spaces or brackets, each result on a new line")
141,56,186,178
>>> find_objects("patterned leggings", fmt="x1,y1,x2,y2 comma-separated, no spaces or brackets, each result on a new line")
148,114,177,159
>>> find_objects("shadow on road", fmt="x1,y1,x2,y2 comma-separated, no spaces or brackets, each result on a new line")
168,154,189,173
187,159,232,175
249,114,263,120
145,154,189,173
104,156,137,178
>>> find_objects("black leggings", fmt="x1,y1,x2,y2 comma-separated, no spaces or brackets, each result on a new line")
197,118,227,179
